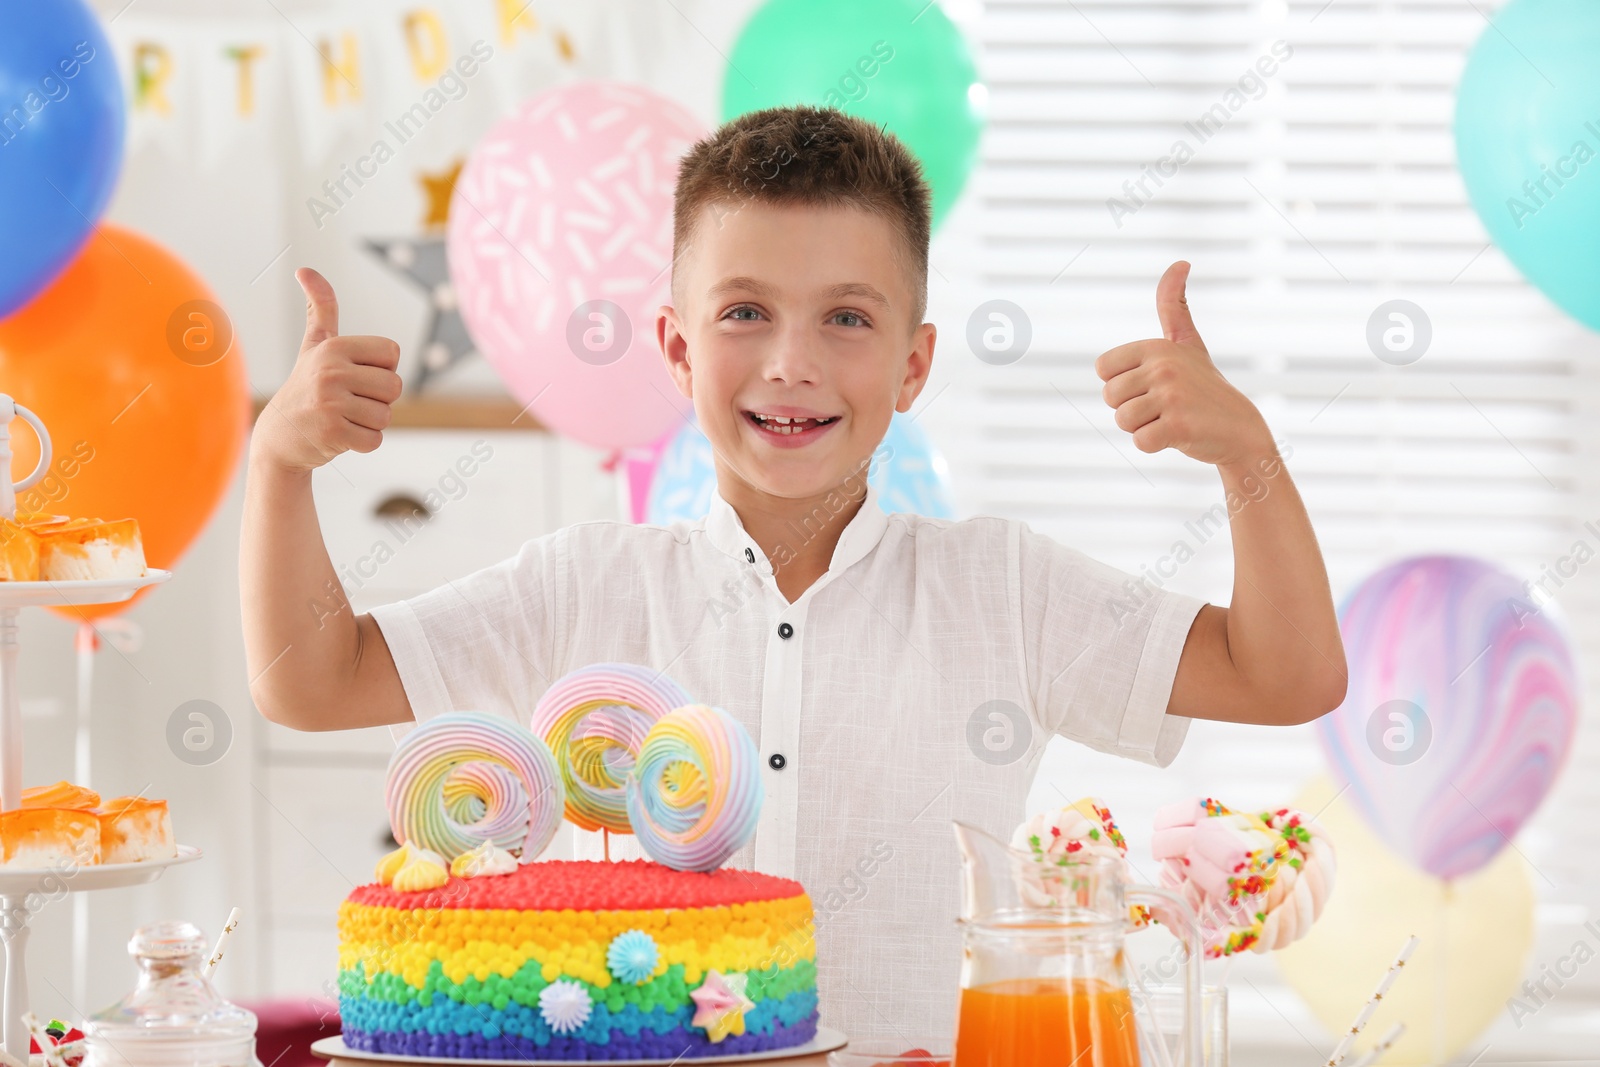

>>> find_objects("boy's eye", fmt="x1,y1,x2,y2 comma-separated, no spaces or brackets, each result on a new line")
833,311,868,328
725,305,762,321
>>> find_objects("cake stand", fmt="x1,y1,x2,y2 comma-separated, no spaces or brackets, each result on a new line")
0,394,197,1063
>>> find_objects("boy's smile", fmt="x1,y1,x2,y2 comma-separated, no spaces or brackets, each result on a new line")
742,408,841,447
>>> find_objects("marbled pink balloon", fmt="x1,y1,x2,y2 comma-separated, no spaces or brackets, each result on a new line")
1317,555,1576,880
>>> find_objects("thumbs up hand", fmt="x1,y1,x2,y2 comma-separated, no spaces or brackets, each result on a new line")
253,268,405,473
1094,261,1273,468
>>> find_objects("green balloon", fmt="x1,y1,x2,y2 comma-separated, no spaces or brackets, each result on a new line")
720,0,984,231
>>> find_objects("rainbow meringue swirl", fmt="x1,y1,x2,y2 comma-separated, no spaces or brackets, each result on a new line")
625,704,763,872
386,711,564,863
531,663,694,834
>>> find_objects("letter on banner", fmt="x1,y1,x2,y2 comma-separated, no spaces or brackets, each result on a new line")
319,32,363,105
404,10,448,81
134,42,173,113
496,0,539,44
226,45,265,116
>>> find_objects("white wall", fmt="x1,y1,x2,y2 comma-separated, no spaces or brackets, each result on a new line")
18,0,769,1018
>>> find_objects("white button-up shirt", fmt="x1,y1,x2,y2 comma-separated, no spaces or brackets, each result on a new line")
369,481,1206,1042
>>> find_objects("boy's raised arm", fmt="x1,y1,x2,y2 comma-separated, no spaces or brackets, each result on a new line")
1097,261,1348,726
240,268,412,731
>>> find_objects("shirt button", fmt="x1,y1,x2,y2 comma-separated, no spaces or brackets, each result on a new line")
768,753,787,770
777,622,794,639
745,547,755,563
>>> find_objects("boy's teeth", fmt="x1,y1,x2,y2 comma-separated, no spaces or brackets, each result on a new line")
751,413,835,435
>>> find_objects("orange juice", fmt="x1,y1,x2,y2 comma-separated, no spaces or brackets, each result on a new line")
953,977,1142,1067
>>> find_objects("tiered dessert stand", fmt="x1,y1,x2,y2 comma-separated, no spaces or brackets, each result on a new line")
0,394,199,1063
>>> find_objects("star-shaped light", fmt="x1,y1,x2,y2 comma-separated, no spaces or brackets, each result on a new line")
363,234,476,392
361,157,478,391
690,970,755,1043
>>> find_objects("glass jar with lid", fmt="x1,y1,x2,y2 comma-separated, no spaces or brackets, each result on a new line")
83,920,257,1067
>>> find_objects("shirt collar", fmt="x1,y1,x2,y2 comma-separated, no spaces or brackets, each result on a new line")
706,481,890,576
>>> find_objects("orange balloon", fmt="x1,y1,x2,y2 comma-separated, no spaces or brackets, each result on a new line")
0,224,249,620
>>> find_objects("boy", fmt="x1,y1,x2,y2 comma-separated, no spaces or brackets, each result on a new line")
241,105,1346,1040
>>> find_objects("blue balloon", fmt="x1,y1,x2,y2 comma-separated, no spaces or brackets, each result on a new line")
1455,0,1600,331
646,414,956,525
0,1,125,318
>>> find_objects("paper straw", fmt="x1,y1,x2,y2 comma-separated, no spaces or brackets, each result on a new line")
1343,1022,1406,1067
1324,935,1419,1067
204,907,242,978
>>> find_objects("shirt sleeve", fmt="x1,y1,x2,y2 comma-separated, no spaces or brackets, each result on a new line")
367,525,569,726
1016,521,1207,767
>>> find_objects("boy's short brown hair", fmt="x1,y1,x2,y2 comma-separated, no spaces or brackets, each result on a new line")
672,105,932,329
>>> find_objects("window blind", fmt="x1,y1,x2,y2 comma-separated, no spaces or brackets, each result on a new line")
928,0,1600,1058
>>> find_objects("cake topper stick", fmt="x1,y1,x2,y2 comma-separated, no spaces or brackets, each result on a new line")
603,828,610,863
203,907,241,978
1323,935,1419,1067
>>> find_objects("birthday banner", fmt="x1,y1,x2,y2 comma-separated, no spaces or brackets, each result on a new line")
102,0,589,171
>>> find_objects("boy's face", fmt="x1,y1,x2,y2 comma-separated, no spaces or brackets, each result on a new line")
659,201,935,504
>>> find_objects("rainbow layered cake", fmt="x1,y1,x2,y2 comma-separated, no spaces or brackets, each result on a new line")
337,859,819,1059
339,665,822,1060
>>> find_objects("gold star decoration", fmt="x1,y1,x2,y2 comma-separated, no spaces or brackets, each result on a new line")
418,158,463,232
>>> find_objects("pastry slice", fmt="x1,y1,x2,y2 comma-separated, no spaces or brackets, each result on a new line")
22,781,101,810
37,518,146,581
0,518,40,581
0,808,100,867
97,796,176,864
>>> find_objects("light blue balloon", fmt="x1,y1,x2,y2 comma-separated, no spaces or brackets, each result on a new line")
1454,0,1600,331
646,414,955,525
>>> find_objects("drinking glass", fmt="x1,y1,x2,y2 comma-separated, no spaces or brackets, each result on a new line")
1133,983,1228,1067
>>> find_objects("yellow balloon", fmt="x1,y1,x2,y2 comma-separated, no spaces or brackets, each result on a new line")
1274,775,1534,1065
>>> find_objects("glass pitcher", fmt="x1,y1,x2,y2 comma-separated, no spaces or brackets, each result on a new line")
951,821,1203,1067
83,921,258,1067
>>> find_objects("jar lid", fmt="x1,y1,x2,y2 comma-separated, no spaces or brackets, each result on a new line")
128,920,208,961
86,920,256,1045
